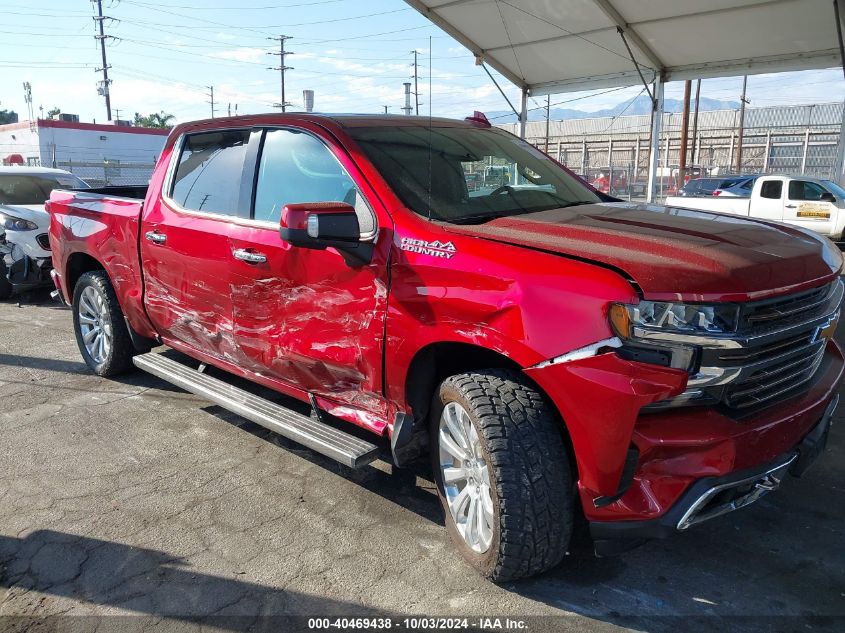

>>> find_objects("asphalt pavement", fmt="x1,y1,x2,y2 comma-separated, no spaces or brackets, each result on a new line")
0,289,843,633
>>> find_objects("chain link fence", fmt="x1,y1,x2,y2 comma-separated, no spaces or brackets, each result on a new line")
501,102,844,200
55,159,156,188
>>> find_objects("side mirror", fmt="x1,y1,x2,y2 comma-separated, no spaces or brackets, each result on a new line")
820,192,836,203
279,202,373,266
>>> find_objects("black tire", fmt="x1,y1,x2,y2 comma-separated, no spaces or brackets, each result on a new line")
0,259,12,300
430,369,574,582
72,271,136,376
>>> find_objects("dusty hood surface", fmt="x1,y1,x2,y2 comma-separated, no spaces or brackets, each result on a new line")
446,202,843,302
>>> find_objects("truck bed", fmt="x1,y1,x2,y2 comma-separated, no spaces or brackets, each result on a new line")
73,184,148,200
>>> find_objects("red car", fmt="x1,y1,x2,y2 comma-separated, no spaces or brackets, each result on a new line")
47,113,843,582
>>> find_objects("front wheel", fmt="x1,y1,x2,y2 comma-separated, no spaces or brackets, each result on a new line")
430,370,574,582
72,271,136,376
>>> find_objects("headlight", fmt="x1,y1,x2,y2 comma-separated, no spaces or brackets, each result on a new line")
610,301,739,338
0,213,38,231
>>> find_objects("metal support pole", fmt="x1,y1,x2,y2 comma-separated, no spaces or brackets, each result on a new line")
556,140,562,162
678,79,691,188
728,133,735,173
835,103,845,183
646,75,664,203
763,131,771,172
581,140,588,173
633,137,640,187
519,88,528,139
736,75,749,174
545,95,551,153
801,129,810,174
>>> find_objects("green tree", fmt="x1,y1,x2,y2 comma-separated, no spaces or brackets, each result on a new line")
0,109,18,124
133,111,175,128
46,107,61,120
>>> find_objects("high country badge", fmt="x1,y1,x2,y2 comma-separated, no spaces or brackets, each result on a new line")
400,237,457,259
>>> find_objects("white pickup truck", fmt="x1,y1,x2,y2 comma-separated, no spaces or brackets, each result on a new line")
666,175,845,241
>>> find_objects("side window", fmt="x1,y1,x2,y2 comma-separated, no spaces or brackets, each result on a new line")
789,180,825,201
253,129,375,236
740,179,754,190
760,180,783,200
170,130,250,216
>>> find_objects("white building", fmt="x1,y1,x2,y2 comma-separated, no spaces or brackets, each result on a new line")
0,119,169,186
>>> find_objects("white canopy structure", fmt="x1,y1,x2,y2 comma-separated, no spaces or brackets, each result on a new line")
406,0,845,198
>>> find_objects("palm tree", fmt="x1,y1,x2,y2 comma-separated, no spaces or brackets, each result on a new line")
133,111,175,128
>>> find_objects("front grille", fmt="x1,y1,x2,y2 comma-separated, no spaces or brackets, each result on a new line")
36,233,50,250
740,282,833,331
704,280,841,411
723,340,826,409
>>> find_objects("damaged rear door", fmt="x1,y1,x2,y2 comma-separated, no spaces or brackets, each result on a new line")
227,125,390,423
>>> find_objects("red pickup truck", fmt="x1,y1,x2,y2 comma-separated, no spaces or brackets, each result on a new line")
47,113,843,582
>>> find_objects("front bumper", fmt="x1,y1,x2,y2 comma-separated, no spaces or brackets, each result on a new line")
590,393,837,554
525,339,843,541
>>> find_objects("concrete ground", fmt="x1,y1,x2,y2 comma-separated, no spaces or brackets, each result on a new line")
0,289,843,633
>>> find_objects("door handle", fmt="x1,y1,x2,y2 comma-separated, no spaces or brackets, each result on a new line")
232,248,267,264
145,230,166,245
785,204,797,209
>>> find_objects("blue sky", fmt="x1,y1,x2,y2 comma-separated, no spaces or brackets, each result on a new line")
1,0,843,124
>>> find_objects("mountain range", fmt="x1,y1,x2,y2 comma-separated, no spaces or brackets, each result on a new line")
490,95,741,124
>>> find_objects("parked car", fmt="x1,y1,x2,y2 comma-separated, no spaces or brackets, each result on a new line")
0,167,89,299
713,175,759,197
678,176,746,196
47,114,843,582
667,174,845,240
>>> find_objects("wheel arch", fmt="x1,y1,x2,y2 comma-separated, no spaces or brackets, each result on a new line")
65,252,106,296
404,341,578,482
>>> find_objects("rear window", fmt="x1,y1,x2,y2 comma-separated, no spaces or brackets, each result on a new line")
760,180,783,199
0,173,89,205
170,130,250,216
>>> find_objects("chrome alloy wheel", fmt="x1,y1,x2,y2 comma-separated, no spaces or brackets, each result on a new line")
77,285,112,364
438,402,494,553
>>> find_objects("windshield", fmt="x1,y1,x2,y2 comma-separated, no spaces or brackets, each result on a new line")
0,173,89,205
348,125,600,224
822,180,845,199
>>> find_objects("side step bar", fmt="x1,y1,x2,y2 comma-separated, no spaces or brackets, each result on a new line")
133,353,379,468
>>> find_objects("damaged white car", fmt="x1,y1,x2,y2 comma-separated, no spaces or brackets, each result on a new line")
0,167,89,299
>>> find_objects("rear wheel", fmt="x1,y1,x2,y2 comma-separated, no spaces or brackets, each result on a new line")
430,369,574,582
72,271,135,376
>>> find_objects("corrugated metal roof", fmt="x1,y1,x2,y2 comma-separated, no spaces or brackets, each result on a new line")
406,0,842,94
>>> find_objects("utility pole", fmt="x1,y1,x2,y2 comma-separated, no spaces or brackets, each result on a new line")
92,0,114,121
268,35,293,112
383,105,389,114
544,95,551,153
402,83,412,116
206,85,215,118
411,50,420,115
114,108,121,122
736,75,749,174
690,79,701,164
678,80,692,187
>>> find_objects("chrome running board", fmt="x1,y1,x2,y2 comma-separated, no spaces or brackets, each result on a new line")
133,353,379,468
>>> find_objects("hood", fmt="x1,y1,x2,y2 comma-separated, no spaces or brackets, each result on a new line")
446,202,843,302
0,204,50,230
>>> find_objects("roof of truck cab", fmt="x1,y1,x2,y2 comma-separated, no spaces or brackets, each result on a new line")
174,112,486,132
